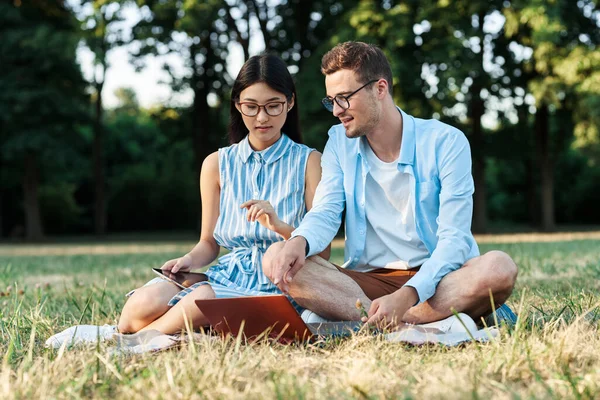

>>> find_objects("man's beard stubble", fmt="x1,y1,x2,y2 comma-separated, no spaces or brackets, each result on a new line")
344,101,381,139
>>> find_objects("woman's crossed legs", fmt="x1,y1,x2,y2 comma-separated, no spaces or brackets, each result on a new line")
118,282,215,335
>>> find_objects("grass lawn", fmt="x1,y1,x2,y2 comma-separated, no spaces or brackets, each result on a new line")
1,234,600,399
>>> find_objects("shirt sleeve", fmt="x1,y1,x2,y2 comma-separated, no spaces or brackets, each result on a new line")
291,129,345,256
404,129,475,304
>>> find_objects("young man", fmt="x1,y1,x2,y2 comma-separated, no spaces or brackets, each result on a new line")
263,42,517,330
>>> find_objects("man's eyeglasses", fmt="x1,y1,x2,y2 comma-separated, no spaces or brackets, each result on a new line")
237,101,287,117
321,79,378,112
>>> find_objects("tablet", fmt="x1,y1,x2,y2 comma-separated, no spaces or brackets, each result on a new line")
152,268,208,290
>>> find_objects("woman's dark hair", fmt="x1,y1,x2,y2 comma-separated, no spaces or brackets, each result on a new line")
228,54,302,144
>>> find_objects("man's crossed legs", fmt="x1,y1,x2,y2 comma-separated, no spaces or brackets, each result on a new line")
263,243,518,325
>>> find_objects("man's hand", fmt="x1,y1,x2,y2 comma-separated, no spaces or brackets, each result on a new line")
268,236,307,293
364,286,418,329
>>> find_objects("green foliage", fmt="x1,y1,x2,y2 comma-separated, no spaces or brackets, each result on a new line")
0,1,90,159
103,107,198,231
1,0,600,235
0,0,91,238
39,183,84,234
106,148,197,231
504,0,600,144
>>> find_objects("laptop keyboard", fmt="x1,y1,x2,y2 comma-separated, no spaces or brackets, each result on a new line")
307,321,363,336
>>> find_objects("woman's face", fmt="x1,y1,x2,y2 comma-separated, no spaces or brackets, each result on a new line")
236,82,294,150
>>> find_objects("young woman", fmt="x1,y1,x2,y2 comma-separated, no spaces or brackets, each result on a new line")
118,54,328,334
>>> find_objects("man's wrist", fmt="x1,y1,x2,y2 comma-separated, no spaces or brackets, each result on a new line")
290,235,309,256
394,286,419,309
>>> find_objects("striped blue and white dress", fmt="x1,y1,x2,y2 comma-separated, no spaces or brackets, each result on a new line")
168,133,313,305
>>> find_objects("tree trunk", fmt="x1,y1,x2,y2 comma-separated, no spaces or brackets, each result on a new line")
470,93,486,233
517,105,538,227
93,80,106,235
0,157,2,237
192,88,210,177
190,43,215,229
470,12,487,233
0,190,3,238
526,157,539,227
249,0,271,50
23,152,44,240
535,103,555,231
224,1,249,61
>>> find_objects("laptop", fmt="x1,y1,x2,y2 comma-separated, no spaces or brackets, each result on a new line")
195,295,363,342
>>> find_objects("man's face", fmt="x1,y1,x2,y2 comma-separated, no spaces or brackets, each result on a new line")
324,69,381,138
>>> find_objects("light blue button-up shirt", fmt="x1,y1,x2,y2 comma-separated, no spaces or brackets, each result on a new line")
292,108,479,304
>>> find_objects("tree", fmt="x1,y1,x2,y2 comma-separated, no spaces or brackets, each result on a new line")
77,0,127,235
0,0,90,240
130,1,233,176
292,0,431,149
418,0,510,232
504,0,600,231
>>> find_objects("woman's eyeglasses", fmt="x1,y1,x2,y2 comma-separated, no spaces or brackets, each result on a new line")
237,101,287,117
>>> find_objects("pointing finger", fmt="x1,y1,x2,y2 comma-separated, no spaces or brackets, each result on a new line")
240,200,257,209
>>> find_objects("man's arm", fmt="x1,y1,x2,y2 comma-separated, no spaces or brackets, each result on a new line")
268,129,346,291
365,128,475,326
292,129,346,255
404,128,475,304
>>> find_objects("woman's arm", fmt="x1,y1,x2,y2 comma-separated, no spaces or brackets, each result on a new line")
304,151,331,260
241,199,295,239
163,152,221,273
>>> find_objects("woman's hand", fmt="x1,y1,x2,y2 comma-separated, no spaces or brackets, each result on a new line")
240,199,283,234
161,254,193,274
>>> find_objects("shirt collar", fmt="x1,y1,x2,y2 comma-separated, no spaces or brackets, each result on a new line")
398,108,415,165
357,107,415,166
238,133,292,165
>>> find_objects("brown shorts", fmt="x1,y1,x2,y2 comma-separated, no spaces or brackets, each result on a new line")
335,265,420,300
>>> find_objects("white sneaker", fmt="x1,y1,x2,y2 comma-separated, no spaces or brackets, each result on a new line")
300,309,330,324
45,324,117,349
416,313,477,334
113,329,165,346
386,326,499,346
111,331,178,355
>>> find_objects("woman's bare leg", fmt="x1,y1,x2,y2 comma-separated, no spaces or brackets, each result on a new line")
118,281,180,333
139,284,216,335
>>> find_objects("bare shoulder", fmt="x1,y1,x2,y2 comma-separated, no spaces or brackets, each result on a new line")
200,151,220,185
307,150,322,170
202,151,219,171
305,150,323,190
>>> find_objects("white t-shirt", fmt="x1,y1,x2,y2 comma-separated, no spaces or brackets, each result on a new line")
355,143,430,272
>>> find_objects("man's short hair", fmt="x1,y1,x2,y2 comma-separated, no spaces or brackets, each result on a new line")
321,41,393,95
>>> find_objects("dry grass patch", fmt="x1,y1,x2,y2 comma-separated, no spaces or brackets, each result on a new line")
2,316,600,399
1,237,600,398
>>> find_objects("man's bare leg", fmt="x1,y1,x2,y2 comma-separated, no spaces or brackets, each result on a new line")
263,243,518,323
263,242,370,320
403,250,518,324
292,255,371,320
